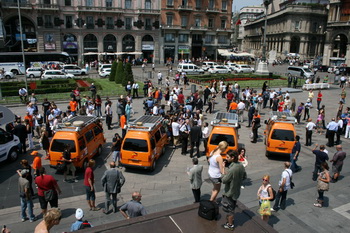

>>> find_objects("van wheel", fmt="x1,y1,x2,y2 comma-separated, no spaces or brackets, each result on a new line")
8,148,18,162
150,160,156,172
5,75,11,79
265,151,270,158
97,145,102,156
161,147,165,156
29,74,35,79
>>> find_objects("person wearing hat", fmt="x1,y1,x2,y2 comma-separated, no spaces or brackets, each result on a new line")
18,169,36,222
303,99,312,121
31,151,42,177
70,208,93,231
305,118,316,146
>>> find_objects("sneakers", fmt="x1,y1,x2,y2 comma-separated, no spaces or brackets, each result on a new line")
270,208,276,212
314,203,322,208
73,179,78,183
241,186,245,189
222,223,234,231
30,217,37,222
91,207,101,211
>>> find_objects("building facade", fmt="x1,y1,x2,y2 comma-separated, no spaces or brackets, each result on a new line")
160,0,233,63
243,0,328,61
323,0,350,66
0,0,161,64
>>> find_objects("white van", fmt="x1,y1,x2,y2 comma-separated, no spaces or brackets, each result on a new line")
177,64,204,75
202,61,218,71
287,66,314,79
0,128,20,162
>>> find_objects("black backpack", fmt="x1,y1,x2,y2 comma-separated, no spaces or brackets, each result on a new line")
268,186,277,202
79,220,92,229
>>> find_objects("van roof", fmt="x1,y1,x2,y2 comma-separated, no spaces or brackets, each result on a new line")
55,116,98,132
269,111,296,123
211,112,238,127
128,115,163,131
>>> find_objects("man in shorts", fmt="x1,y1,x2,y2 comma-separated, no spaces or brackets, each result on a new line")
221,150,247,231
330,145,346,183
84,159,100,211
62,144,77,182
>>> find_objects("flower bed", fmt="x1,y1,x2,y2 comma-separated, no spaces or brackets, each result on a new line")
75,79,90,87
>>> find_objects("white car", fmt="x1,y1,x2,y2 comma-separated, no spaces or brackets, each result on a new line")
202,61,218,71
99,64,112,72
62,65,87,75
233,64,254,73
26,67,44,79
99,68,111,78
0,71,15,79
0,128,20,163
208,65,231,74
225,63,237,71
41,70,75,80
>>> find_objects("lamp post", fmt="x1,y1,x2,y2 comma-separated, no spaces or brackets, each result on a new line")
17,0,28,91
255,0,270,75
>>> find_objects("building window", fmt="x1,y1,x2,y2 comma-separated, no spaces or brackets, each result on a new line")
65,0,71,6
44,0,51,4
220,20,226,29
294,21,300,30
86,16,94,29
167,0,173,6
209,0,214,9
222,1,227,11
106,17,114,29
145,0,151,9
166,15,173,26
106,0,112,8
179,34,189,43
196,0,201,9
208,18,214,28
205,35,215,44
65,16,72,28
181,0,188,6
86,0,93,7
181,16,187,27
312,22,318,33
44,15,53,28
125,17,132,29
195,18,201,27
165,33,175,42
125,0,132,9
218,35,228,44
145,18,152,30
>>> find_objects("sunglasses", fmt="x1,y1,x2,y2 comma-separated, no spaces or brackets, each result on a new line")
262,179,268,182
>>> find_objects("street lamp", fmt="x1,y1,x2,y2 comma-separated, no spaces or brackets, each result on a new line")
17,0,28,91
255,0,270,75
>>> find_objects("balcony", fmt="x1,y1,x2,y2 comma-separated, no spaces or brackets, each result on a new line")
178,5,193,11
162,24,182,30
216,28,233,32
138,9,161,15
125,25,132,30
1,2,32,9
206,8,220,14
106,24,114,29
36,4,59,10
145,25,153,30
78,6,123,13
44,23,53,28
190,26,208,31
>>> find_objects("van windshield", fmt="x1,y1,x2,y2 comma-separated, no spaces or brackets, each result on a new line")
271,129,294,141
304,68,312,72
123,138,148,152
210,134,235,146
51,139,76,152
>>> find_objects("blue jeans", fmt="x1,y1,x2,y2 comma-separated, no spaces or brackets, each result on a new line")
290,153,299,172
21,197,35,220
112,151,120,163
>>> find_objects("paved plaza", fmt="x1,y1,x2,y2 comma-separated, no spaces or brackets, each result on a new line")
0,64,349,232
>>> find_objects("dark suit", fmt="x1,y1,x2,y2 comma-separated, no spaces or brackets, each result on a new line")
190,125,202,157
101,168,125,213
13,123,27,154
189,165,203,203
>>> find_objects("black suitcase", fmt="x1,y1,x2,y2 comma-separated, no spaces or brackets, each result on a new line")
198,200,219,220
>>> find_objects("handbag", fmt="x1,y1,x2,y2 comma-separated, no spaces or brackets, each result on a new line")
286,170,295,189
259,200,271,216
44,189,55,202
249,131,254,139
317,172,329,191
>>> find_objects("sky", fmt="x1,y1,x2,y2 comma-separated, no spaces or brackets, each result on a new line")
233,0,263,12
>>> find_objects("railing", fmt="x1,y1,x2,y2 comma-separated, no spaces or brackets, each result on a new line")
162,25,182,30
190,26,208,30
178,5,193,10
138,9,161,14
1,2,32,8
206,7,220,13
77,6,124,12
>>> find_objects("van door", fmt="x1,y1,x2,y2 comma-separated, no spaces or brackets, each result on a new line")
92,125,104,151
84,129,96,158
269,128,295,154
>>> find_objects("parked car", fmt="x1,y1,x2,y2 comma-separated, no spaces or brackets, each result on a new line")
99,68,111,78
177,64,205,75
233,64,254,73
201,61,218,71
225,63,237,71
328,66,339,73
26,67,44,79
41,70,75,80
287,66,314,79
62,65,87,75
0,71,15,79
0,128,20,163
208,65,231,74
99,64,112,72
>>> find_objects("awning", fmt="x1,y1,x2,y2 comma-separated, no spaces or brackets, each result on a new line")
126,51,143,55
99,52,116,56
218,49,254,57
83,52,99,56
114,52,125,55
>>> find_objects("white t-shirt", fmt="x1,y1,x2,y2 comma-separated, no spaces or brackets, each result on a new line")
171,122,180,136
306,121,316,130
279,169,292,191
208,154,221,179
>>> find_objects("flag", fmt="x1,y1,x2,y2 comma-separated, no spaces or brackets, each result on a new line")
236,19,241,25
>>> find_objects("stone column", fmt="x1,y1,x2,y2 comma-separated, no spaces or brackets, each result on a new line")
345,44,350,67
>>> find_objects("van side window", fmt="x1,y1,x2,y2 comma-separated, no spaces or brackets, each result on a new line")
154,130,161,142
85,130,94,143
183,65,188,69
151,137,156,150
78,137,86,151
93,126,102,136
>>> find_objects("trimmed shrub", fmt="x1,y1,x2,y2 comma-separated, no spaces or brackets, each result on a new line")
122,63,134,86
115,62,124,84
109,61,118,82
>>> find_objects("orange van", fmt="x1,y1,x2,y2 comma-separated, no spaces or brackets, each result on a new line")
120,115,168,171
206,112,240,158
49,116,106,170
264,111,296,157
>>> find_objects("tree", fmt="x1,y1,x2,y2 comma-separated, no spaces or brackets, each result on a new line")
109,61,117,81
115,61,124,84
122,63,134,86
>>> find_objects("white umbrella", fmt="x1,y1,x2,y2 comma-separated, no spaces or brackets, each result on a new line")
83,52,98,56
127,51,143,55
114,52,125,55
